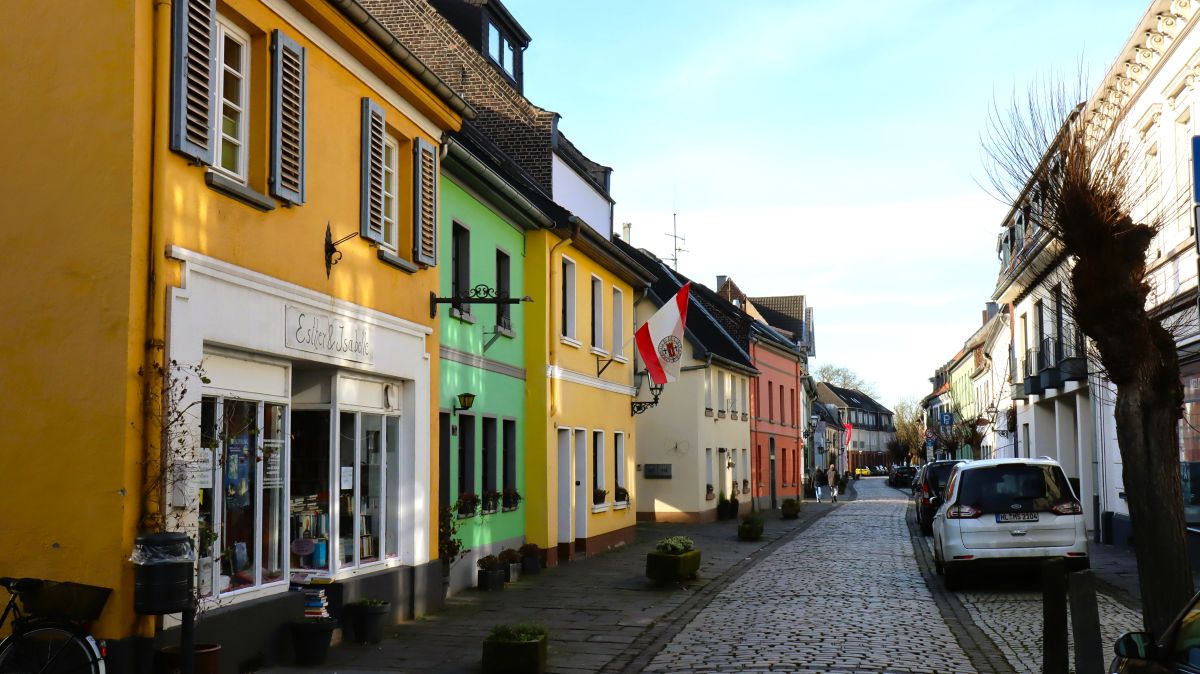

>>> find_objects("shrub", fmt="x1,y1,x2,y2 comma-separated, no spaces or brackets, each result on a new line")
497,549,521,565
477,555,502,571
519,543,540,557
741,511,764,525
781,498,799,509
485,623,548,643
655,536,695,555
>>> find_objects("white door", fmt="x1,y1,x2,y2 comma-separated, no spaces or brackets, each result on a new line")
557,429,572,544
574,429,587,545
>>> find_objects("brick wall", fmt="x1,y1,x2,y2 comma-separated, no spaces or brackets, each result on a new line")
361,0,556,193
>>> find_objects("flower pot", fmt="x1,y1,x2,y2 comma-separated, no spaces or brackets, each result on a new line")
781,501,800,520
737,520,764,541
478,568,506,591
351,602,390,645
155,643,221,674
645,550,701,584
482,634,547,674
504,563,521,583
290,620,336,666
520,555,541,576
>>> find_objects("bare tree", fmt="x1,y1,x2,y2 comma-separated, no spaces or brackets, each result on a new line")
984,79,1193,634
893,398,927,463
816,364,879,398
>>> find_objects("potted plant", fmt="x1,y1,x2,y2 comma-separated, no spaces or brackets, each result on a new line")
458,492,480,517
592,487,608,505
519,543,541,576
481,489,501,513
290,616,337,666
350,598,390,645
780,498,800,519
738,511,764,541
614,485,629,503
502,486,523,510
705,483,715,501
645,535,701,584
498,548,521,583
477,554,506,591
481,623,548,674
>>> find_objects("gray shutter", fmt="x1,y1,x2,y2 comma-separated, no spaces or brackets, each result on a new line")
413,137,438,266
169,0,216,164
270,30,305,205
360,98,386,243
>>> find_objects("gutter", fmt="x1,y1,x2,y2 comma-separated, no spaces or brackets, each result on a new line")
327,0,477,121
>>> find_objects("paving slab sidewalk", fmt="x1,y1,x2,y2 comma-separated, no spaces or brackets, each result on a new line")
261,503,839,674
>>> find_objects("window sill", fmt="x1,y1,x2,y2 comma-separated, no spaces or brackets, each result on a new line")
560,336,582,349
589,347,609,357
501,505,520,512
495,325,516,339
704,408,714,417
591,503,609,513
378,249,419,274
481,508,499,516
612,354,628,363
705,493,716,501
456,512,477,520
612,501,629,510
205,170,275,211
451,308,476,324
717,411,727,419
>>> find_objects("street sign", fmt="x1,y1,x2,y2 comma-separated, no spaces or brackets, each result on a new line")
940,412,953,426
925,429,935,441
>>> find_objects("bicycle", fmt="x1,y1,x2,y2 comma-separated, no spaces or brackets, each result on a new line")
0,577,110,674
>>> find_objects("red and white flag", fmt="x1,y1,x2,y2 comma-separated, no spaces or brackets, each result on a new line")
635,282,691,385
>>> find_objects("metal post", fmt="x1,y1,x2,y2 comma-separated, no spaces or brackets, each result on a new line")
1068,570,1104,674
180,604,196,674
1042,558,1068,674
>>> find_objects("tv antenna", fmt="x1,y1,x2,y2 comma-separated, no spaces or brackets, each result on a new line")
665,213,687,270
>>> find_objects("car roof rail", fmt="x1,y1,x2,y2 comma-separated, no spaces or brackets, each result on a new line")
1039,455,1054,461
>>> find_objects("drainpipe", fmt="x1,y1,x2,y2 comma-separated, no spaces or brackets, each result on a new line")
547,218,580,417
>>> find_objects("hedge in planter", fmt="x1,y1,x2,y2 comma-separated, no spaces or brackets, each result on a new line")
646,536,701,584
482,623,548,674
290,618,336,666
780,498,800,519
737,512,764,541
498,548,522,583
477,555,506,591
519,543,542,576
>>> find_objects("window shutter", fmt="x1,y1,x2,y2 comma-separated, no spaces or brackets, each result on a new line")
169,0,217,164
360,98,386,243
413,137,438,266
270,30,305,205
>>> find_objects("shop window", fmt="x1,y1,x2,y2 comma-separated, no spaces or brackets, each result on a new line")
1180,366,1200,525
199,396,286,598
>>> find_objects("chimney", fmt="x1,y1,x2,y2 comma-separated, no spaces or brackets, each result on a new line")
716,275,727,290
622,222,632,242
981,310,988,325
986,301,999,320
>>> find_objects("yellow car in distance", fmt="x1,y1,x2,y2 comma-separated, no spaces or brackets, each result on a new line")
854,467,871,477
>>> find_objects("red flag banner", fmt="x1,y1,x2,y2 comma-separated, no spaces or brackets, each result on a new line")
635,282,691,385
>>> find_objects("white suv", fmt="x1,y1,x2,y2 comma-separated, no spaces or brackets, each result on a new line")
931,457,1088,589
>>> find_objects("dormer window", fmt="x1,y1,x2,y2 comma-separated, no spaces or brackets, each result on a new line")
486,20,517,80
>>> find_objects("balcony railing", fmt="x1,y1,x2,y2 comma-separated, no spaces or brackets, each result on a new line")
1058,324,1087,382
1024,347,1044,396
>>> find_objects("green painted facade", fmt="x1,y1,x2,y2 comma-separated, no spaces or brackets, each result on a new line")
437,174,530,556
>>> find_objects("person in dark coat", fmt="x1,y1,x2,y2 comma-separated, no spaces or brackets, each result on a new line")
813,466,827,502
827,464,839,503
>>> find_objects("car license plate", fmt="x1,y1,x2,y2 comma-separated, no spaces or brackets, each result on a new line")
996,512,1039,523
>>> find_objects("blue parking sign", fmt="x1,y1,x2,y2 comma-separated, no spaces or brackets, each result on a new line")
940,412,953,426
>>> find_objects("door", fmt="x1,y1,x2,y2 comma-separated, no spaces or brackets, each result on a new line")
769,438,777,509
574,429,587,547
557,429,571,544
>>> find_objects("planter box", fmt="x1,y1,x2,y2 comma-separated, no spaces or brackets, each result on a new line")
478,568,506,591
351,603,390,644
646,550,701,584
504,563,521,583
521,556,541,576
482,635,547,674
738,520,764,541
781,504,800,520
290,620,335,666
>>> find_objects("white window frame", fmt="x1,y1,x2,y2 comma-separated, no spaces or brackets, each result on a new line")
611,287,624,359
593,430,606,492
704,369,712,410
590,275,605,353
214,17,251,183
614,432,626,495
380,133,399,252
717,372,726,412
561,255,577,342
705,448,713,488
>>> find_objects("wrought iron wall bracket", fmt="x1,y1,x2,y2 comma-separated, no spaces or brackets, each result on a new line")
429,284,531,318
631,398,660,415
324,223,360,278
596,354,616,376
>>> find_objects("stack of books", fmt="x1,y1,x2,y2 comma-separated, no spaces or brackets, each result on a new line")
302,586,330,619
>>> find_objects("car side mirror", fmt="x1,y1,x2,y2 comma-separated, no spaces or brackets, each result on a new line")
929,496,942,508
1114,632,1158,660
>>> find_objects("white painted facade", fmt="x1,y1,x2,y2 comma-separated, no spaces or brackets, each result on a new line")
552,153,612,238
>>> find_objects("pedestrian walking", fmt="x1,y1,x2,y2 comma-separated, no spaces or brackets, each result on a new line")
813,466,827,503
828,464,839,503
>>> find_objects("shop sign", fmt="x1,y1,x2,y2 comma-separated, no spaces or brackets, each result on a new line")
285,305,374,364
643,463,672,479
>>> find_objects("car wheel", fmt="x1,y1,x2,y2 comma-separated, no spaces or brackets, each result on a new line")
944,562,964,591
933,542,944,575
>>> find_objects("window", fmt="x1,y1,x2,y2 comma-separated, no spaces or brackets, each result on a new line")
458,414,476,500
768,381,774,421
730,376,738,414
496,250,511,330
214,18,250,181
614,432,626,499
717,372,726,412
452,224,470,316
380,135,399,251
705,448,713,489
593,430,605,494
200,396,286,596
790,389,796,426
485,20,517,79
704,369,712,410
612,288,624,357
779,385,785,425
502,419,517,492
741,379,748,416
561,257,576,339
742,448,749,485
482,417,498,508
591,276,604,350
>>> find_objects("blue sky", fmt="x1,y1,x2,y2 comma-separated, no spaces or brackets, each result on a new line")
504,0,1144,407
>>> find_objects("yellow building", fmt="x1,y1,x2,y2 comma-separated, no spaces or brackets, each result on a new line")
0,0,467,669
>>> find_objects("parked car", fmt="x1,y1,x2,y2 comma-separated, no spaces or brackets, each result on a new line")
854,467,871,477
913,460,964,535
888,466,917,488
931,458,1088,590
1109,589,1200,672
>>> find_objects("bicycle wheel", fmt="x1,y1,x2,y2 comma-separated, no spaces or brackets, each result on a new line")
0,626,100,674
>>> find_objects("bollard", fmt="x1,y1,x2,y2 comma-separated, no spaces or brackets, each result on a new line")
1068,569,1103,674
1042,558,1068,674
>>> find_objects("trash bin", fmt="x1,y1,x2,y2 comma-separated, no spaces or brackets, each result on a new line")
132,532,196,615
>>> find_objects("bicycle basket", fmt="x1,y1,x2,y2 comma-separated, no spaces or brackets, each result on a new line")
19,581,112,622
